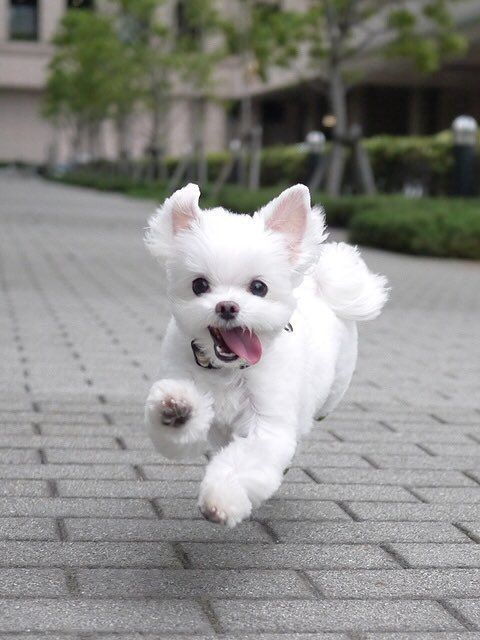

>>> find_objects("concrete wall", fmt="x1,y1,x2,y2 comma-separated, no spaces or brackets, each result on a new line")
0,89,52,162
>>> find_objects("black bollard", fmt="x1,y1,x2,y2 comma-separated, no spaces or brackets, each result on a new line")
305,131,326,192
452,116,478,197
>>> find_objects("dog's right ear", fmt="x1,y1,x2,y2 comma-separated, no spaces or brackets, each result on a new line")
145,183,200,259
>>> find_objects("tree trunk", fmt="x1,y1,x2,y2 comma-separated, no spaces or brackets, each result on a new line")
192,96,207,187
116,111,131,175
326,64,348,196
87,120,102,164
71,119,84,165
148,84,167,182
238,93,253,187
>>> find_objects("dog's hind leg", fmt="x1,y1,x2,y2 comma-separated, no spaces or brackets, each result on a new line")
145,379,214,459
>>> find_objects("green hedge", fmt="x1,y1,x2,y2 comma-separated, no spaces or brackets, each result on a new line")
349,198,480,260
49,172,480,260
48,129,480,197
51,173,375,227
212,185,391,228
163,130,475,195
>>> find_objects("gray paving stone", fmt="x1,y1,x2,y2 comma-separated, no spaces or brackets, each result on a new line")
141,464,312,484
45,449,181,464
371,454,480,470
0,568,67,596
153,497,352,521
0,479,49,496
0,517,58,541
77,568,312,598
414,487,480,503
0,599,211,633
65,517,271,542
308,568,480,598
464,470,480,484
276,482,416,502
0,424,34,435
56,479,199,498
182,542,397,569
345,502,480,521
0,497,154,518
423,443,480,456
0,463,137,479
291,453,372,468
254,499,353,521
0,540,181,567
0,634,348,640
0,449,40,464
40,423,143,437
0,435,118,449
445,600,480,629
307,467,476,487
387,544,480,568
298,441,426,455
271,521,470,544
457,522,480,541
362,633,480,639
211,599,461,632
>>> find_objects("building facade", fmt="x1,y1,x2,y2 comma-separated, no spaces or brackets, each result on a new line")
0,0,480,164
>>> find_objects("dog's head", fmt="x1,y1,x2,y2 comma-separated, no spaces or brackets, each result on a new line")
145,183,326,367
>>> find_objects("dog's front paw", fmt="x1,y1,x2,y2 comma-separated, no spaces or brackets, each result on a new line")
198,480,252,528
146,381,192,429
145,379,213,459
157,396,192,428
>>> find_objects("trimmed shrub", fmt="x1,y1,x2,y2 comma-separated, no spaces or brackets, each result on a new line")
349,198,480,260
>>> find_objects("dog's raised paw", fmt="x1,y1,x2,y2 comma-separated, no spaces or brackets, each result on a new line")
159,396,191,427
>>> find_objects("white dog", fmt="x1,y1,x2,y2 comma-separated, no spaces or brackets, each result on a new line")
144,183,388,527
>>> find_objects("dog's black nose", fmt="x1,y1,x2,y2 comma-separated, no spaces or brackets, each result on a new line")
215,301,239,321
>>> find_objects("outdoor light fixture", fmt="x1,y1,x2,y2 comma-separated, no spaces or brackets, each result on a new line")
306,130,326,153
322,114,337,128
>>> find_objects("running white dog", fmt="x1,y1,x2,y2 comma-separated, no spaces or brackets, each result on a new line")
144,183,388,527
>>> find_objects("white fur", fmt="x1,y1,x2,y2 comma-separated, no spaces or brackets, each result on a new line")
144,184,388,527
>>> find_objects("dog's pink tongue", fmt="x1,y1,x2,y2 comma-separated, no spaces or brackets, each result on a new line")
219,327,262,365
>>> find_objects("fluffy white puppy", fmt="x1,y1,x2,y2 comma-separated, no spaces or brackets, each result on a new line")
145,183,388,527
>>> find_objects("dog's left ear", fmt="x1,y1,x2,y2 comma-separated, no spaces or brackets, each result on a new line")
258,184,326,269
145,183,200,259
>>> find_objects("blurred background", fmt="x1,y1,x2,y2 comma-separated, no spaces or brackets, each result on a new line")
1,0,480,257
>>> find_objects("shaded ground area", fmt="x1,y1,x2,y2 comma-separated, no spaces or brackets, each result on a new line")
0,171,480,637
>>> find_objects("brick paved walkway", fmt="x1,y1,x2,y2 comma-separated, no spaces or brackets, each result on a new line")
1,171,480,637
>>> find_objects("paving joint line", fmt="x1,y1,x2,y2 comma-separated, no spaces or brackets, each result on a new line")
255,519,281,544
438,598,478,631
379,542,410,568
454,522,480,544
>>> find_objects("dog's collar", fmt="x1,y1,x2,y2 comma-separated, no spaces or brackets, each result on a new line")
191,323,293,370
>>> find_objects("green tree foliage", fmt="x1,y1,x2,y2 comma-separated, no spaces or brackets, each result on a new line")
300,0,469,194
43,9,141,161
221,1,303,136
111,0,220,144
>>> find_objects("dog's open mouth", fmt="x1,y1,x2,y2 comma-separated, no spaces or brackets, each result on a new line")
208,326,262,365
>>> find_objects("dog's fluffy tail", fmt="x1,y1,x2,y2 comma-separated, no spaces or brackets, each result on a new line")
313,242,389,321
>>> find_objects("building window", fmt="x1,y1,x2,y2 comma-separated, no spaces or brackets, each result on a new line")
9,0,38,41
67,0,94,8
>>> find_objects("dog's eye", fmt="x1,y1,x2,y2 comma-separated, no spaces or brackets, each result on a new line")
249,279,268,297
192,277,210,296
